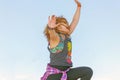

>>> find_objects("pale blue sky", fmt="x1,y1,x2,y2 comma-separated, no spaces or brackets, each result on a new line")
0,0,120,80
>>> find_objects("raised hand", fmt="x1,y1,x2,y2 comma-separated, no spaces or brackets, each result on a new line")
48,15,58,29
74,0,81,7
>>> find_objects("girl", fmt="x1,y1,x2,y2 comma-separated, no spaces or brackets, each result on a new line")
41,0,93,80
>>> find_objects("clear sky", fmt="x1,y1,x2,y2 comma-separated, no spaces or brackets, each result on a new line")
0,0,120,80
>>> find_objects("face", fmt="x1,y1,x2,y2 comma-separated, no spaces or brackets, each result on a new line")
55,16,70,34
56,25,70,34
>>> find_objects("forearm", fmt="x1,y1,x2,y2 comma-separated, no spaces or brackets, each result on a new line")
69,6,81,34
72,6,81,26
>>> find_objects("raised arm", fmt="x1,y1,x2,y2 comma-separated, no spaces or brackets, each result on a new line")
69,0,81,35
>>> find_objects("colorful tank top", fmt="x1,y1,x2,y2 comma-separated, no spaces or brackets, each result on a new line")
48,34,73,67
49,34,64,54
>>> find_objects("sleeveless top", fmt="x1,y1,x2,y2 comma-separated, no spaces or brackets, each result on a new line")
48,34,73,67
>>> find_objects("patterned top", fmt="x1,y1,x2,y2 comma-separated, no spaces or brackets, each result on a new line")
49,34,64,53
41,64,70,80
48,34,73,66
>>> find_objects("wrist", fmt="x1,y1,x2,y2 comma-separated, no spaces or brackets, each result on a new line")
77,6,81,8
47,25,54,30
77,4,81,7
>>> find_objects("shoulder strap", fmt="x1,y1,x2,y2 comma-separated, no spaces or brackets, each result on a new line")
47,42,50,50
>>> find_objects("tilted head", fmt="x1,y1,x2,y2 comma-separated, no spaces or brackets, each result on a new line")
44,16,70,42
55,16,70,34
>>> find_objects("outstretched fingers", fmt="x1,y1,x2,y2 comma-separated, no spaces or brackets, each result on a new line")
47,15,57,29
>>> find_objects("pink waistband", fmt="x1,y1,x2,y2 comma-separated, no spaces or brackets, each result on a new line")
41,64,70,80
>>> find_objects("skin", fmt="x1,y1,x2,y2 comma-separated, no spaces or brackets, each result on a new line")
48,0,81,49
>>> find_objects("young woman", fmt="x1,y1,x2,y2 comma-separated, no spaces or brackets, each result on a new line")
41,0,93,80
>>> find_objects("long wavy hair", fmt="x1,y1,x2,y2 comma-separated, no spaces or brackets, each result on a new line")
44,16,70,42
